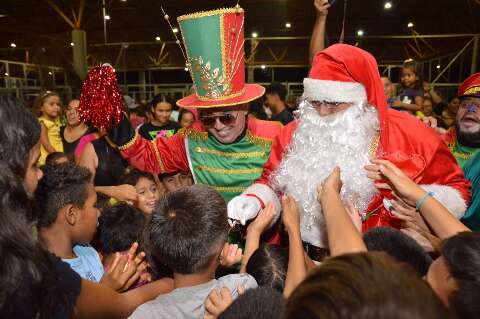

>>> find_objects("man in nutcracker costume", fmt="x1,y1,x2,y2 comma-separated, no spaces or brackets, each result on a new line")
442,72,480,230
107,6,282,210
228,44,470,254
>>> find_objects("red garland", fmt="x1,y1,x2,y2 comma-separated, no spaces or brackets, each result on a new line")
78,64,124,130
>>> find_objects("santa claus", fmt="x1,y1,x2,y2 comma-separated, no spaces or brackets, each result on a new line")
228,44,470,253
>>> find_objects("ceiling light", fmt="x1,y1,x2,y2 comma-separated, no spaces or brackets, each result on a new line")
120,0,127,2
261,65,266,69
252,32,258,38
48,71,53,75
104,15,111,20
10,42,16,48
4,72,8,76
155,36,161,41
172,27,179,33
357,29,364,36
384,2,392,9
184,67,189,71
436,64,441,69
70,42,74,46
285,22,292,28
407,22,414,28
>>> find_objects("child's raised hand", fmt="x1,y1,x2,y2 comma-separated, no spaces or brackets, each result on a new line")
344,199,362,232
100,252,140,292
281,195,300,234
219,243,243,268
204,287,233,319
317,167,342,202
111,184,138,203
246,202,276,235
368,159,425,205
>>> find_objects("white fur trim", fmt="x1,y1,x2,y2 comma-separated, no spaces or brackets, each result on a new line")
420,184,467,219
244,183,281,223
302,78,367,103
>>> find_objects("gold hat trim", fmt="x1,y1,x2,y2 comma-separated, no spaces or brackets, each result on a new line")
177,86,265,109
177,7,244,22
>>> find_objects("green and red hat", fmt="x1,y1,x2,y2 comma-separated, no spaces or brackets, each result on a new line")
176,6,264,108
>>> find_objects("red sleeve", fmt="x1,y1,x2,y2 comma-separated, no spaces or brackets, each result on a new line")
417,140,471,203
257,121,297,184
119,132,190,175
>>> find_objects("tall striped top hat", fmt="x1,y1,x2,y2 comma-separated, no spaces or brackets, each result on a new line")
176,6,265,108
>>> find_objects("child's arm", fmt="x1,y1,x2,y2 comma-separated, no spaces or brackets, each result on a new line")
239,203,276,273
317,167,367,256
39,122,57,153
371,159,470,240
282,195,307,298
74,277,173,319
94,184,138,203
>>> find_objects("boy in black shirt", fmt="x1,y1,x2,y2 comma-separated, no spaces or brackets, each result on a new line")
139,94,181,140
264,82,294,125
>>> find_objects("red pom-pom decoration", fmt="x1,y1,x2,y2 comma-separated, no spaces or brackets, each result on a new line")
78,64,124,130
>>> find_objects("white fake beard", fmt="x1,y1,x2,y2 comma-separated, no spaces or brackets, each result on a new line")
271,101,380,247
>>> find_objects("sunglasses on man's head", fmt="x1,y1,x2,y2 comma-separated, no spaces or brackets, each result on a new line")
200,112,238,127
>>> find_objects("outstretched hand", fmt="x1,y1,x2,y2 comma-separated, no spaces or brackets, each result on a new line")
314,0,331,16
317,167,342,203
100,242,146,291
219,243,243,268
204,287,236,319
281,195,300,234
247,202,276,235
365,160,426,205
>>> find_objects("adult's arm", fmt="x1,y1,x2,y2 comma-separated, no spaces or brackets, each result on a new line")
77,142,97,178
372,159,470,240
73,278,173,319
110,116,190,175
318,168,367,256
309,0,331,64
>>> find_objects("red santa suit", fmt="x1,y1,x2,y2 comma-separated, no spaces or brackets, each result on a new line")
228,44,470,248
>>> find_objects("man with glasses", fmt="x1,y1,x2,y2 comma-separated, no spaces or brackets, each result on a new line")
228,44,470,260
443,73,480,230
107,7,283,228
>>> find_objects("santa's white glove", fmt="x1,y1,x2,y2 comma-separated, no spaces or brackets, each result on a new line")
227,195,262,226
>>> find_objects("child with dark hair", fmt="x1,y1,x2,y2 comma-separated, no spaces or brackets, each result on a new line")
284,252,448,319
178,108,196,128
45,151,69,165
363,227,432,277
264,82,294,125
139,94,181,140
245,244,287,292
392,60,423,114
119,168,161,215
212,286,285,319
131,184,257,319
35,162,145,292
159,170,193,193
97,203,146,264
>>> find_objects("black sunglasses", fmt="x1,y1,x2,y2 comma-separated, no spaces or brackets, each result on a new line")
200,112,238,127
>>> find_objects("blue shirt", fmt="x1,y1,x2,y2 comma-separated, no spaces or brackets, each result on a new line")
63,245,104,282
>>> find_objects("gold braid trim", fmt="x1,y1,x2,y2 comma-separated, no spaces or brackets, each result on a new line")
463,86,480,96
118,133,139,151
194,146,266,158
212,185,247,193
177,7,244,22
150,140,165,173
370,131,381,157
197,165,263,175
447,139,476,161
178,127,208,141
246,131,273,149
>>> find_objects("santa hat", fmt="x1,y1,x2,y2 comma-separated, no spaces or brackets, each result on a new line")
304,44,388,139
304,44,386,108
458,72,480,98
